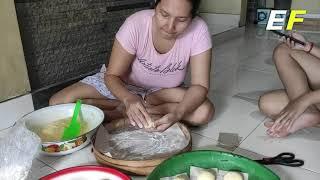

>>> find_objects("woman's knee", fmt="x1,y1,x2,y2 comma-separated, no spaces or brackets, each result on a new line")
190,99,215,125
258,93,277,117
273,43,290,63
259,94,271,115
49,93,63,105
49,89,77,105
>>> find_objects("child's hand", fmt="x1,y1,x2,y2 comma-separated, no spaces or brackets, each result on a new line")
283,32,311,52
268,95,309,135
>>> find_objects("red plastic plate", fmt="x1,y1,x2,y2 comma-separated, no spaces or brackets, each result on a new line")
40,165,131,180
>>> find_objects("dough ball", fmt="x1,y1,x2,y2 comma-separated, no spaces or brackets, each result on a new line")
223,172,243,180
145,120,155,129
197,171,216,180
174,175,188,180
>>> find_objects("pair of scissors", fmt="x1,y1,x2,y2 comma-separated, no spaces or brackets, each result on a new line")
255,152,304,167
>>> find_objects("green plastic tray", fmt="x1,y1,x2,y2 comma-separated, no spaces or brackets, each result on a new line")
147,150,280,180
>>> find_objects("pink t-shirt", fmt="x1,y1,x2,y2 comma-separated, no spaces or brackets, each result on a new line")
116,10,212,89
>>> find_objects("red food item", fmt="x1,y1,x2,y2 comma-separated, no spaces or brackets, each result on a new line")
46,144,60,152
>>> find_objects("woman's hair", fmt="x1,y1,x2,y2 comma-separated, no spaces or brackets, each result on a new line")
153,0,201,18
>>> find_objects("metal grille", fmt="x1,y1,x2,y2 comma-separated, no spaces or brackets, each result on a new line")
15,0,152,91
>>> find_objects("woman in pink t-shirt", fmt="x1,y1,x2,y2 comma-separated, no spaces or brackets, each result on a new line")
50,0,214,132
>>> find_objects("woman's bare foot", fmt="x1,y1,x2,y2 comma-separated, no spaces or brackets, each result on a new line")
264,112,320,137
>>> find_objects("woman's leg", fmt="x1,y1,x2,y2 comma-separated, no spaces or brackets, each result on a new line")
49,82,123,120
259,43,320,136
259,90,289,119
144,87,215,126
259,90,320,136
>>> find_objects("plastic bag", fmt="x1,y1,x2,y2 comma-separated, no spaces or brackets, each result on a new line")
0,121,41,180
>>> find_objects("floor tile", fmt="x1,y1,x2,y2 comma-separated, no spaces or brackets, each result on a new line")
26,159,56,180
240,53,278,74
191,133,230,152
213,67,283,98
238,119,320,173
234,147,320,180
36,154,63,167
0,94,34,130
192,92,266,145
132,176,147,180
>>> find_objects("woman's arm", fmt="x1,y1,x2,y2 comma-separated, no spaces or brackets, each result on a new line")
105,39,136,103
286,33,320,59
308,43,320,59
174,49,212,119
303,89,320,107
105,39,152,128
152,49,212,132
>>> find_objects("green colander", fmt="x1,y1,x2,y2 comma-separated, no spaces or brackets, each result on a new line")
147,150,280,180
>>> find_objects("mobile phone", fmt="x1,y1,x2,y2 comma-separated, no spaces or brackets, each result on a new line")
271,30,306,46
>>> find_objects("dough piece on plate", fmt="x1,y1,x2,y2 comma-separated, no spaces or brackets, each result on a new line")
218,170,248,180
160,173,189,180
190,166,217,180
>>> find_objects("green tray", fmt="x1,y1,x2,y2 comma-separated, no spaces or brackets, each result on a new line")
147,150,280,180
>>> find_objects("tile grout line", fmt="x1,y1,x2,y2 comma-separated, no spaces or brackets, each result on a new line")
234,116,268,152
301,168,320,175
239,65,278,75
36,158,58,171
190,131,219,142
234,117,320,174
240,65,277,75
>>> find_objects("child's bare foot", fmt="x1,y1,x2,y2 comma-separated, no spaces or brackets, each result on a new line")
265,112,320,138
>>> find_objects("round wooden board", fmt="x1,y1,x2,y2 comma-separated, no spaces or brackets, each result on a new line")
92,122,192,175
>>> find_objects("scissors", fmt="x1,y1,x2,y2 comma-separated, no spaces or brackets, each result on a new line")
255,152,304,167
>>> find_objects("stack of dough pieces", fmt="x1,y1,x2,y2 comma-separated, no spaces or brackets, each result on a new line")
160,173,189,180
160,166,248,180
190,166,217,180
217,170,248,180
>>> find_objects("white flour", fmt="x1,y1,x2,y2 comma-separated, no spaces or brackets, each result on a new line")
105,124,189,160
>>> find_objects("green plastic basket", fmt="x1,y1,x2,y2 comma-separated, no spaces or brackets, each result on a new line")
147,150,280,180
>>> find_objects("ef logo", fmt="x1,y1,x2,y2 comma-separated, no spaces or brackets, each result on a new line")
266,10,307,30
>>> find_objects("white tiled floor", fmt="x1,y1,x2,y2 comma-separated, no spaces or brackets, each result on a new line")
0,94,34,130
1,25,320,179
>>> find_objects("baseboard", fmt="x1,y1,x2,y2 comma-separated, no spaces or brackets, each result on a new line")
294,17,320,33
300,14,320,19
212,26,246,46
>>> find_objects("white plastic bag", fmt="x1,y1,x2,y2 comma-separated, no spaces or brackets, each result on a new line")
0,121,41,180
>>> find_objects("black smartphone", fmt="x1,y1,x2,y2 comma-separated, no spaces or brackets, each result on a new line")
271,30,306,46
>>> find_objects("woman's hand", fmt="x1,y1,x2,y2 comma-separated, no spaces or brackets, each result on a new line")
283,32,312,52
152,112,183,132
269,95,310,133
123,95,152,128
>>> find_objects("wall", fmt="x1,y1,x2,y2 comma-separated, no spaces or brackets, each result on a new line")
266,0,320,14
199,0,247,34
239,0,248,26
0,0,30,102
266,0,274,8
291,0,320,14
199,0,242,15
